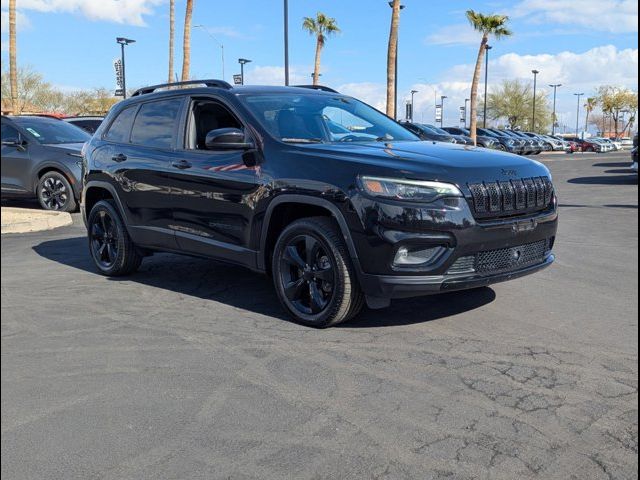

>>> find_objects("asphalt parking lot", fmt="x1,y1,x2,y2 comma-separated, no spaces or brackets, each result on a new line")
1,152,638,480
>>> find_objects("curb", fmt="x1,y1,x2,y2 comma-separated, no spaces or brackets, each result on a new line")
1,207,73,234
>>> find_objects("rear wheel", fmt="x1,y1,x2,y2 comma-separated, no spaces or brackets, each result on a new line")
87,200,142,276
37,171,77,212
272,217,364,328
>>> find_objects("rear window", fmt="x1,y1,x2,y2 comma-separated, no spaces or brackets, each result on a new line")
130,98,183,148
105,106,137,143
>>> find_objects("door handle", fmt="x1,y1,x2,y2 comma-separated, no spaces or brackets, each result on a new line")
112,153,127,163
171,159,192,170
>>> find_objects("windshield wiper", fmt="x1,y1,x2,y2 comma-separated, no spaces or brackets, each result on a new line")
282,138,324,144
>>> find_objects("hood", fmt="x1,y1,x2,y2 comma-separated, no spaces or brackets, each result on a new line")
300,140,550,185
42,142,85,155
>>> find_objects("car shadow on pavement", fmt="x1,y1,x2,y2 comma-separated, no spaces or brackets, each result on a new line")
568,174,638,185
32,236,496,328
592,162,633,168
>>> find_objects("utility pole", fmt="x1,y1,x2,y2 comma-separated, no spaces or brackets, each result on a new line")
531,70,539,131
549,84,562,136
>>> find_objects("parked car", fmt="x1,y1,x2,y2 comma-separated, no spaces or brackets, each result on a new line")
522,132,555,152
424,124,475,146
63,116,104,134
619,137,634,149
492,129,537,155
593,138,619,152
401,122,457,144
1,115,90,211
442,127,498,149
551,135,580,153
476,127,523,154
563,137,605,153
82,80,558,327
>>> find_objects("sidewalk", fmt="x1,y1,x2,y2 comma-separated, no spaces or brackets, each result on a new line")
1,207,73,234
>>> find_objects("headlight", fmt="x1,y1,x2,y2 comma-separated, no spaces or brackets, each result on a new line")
359,176,462,202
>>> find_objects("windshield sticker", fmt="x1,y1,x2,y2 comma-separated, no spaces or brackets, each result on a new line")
26,128,41,137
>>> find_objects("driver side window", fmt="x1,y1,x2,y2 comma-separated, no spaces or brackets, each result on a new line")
1,123,21,143
186,100,242,150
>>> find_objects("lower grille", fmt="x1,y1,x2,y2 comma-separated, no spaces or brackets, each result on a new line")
468,177,554,219
446,239,551,276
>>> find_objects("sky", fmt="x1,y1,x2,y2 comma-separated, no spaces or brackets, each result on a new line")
0,0,638,129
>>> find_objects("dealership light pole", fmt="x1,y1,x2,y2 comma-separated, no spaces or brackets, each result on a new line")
238,58,252,85
531,70,539,131
116,37,135,99
549,83,562,136
440,95,448,128
410,90,418,122
194,25,225,80
483,45,492,128
284,0,290,85
574,92,584,138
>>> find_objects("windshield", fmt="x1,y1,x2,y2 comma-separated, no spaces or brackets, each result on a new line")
242,94,419,144
423,124,451,136
15,118,90,144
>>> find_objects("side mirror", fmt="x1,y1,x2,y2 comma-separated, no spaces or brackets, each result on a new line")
1,138,26,151
205,128,254,150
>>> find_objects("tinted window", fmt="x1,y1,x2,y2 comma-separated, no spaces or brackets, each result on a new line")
69,119,102,134
11,118,90,144
105,106,138,143
1,123,20,141
131,98,183,148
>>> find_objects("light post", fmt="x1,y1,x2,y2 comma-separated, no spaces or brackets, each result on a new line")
574,93,584,138
116,37,135,99
389,2,405,120
410,89,418,122
284,0,289,86
440,95,448,128
194,25,225,80
531,70,539,131
238,58,252,85
549,84,562,136
464,98,470,128
483,44,492,128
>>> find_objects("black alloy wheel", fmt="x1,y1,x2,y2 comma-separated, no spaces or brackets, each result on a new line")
273,217,364,328
37,171,77,212
87,200,142,276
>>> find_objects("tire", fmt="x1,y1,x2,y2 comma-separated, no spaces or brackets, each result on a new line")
497,144,507,152
272,217,364,328
37,171,77,212
87,199,142,276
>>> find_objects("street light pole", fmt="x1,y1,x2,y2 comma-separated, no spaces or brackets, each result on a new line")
116,37,135,99
238,58,252,85
549,84,562,136
440,95,448,128
483,45,492,128
194,25,225,80
574,93,584,138
410,90,418,122
531,69,539,131
284,0,289,86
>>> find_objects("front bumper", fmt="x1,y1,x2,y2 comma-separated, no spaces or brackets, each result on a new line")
359,254,554,299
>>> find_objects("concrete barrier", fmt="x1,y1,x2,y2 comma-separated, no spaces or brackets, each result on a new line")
1,207,73,234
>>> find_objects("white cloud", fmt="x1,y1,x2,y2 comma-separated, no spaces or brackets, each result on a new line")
338,82,387,111
512,0,638,33
244,65,309,86
425,23,480,47
0,0,164,26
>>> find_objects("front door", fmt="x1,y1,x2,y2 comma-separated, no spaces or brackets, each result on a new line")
1,122,31,194
165,97,262,268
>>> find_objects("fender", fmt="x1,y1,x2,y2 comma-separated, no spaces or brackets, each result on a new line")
82,180,130,226
258,194,362,273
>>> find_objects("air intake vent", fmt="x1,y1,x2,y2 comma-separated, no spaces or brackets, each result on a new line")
467,177,554,219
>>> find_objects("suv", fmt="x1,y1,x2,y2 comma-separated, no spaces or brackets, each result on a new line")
64,116,104,134
442,127,497,149
82,80,558,328
2,115,90,211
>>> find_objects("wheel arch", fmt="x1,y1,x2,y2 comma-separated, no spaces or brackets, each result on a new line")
259,195,361,273
82,181,129,226
34,165,79,198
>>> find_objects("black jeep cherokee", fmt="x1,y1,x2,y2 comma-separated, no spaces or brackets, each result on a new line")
82,80,558,327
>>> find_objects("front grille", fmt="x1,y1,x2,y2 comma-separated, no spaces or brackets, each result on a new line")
446,239,551,276
468,177,554,219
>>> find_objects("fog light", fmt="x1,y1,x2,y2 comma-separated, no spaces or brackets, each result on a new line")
394,246,444,266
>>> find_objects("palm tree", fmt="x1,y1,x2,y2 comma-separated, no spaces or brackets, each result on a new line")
9,0,18,113
303,13,340,86
181,0,194,82
168,0,175,84
466,10,512,144
584,97,597,132
386,0,402,118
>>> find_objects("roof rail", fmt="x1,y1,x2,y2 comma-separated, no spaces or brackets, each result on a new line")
131,79,233,97
294,85,340,94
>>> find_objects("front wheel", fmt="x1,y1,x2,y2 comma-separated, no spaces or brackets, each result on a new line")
87,200,142,276
272,217,364,328
37,171,77,212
